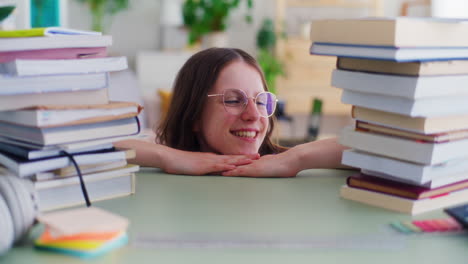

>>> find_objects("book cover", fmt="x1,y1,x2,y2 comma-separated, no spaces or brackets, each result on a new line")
340,185,468,215
0,116,140,146
356,121,468,143
0,35,112,52
339,126,468,165
332,69,468,99
347,173,468,200
0,27,101,38
351,106,468,134
0,101,142,127
310,17,468,47
0,88,109,112
310,42,468,62
0,72,108,95
342,149,468,186
342,90,468,117
337,57,468,76
0,47,107,63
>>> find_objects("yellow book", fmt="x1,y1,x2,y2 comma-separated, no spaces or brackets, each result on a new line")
0,27,100,38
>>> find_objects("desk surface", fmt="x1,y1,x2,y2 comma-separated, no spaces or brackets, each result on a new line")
4,168,468,263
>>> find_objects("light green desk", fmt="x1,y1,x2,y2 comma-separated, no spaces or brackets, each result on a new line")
4,168,468,263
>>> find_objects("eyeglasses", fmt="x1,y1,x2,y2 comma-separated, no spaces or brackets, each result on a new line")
207,89,278,118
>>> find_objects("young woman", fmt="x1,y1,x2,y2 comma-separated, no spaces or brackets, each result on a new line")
115,48,347,177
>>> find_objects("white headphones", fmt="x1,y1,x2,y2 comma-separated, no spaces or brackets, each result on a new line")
0,175,39,255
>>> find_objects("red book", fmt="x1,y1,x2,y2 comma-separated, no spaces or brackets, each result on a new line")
347,172,468,200
0,47,107,62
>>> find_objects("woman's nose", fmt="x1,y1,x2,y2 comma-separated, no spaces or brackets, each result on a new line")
240,98,260,121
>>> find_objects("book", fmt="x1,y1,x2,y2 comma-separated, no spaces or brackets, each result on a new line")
0,35,112,52
347,173,468,200
0,116,140,146
0,47,107,63
310,42,468,62
0,141,114,160
351,106,468,134
0,88,109,111
0,27,101,38
35,165,138,212
0,72,108,95
0,57,127,76
310,17,468,47
340,126,468,164
340,185,468,215
332,69,468,99
342,90,468,117
0,148,135,177
356,121,468,143
0,101,142,127
36,160,128,180
337,57,468,76
342,149,468,186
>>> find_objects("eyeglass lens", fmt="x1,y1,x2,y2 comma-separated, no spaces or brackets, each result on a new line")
223,89,276,117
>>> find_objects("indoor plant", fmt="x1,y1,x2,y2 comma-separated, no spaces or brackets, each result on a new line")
182,0,253,46
75,0,129,32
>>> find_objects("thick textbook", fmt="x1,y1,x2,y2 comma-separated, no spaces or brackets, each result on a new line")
0,148,135,177
0,72,107,95
351,106,468,134
342,149,468,186
0,101,142,127
332,69,468,99
35,165,138,212
0,88,109,111
0,47,107,63
0,116,140,146
342,90,468,117
0,27,101,38
0,35,112,52
310,42,468,62
310,17,468,47
337,57,468,76
356,121,468,143
0,57,127,76
340,185,468,215
340,126,468,165
347,173,468,200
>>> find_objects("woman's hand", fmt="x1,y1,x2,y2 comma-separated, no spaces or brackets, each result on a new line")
162,147,260,175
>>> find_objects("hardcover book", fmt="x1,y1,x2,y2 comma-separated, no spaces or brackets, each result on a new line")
340,185,468,215
0,47,107,63
332,69,468,99
0,35,112,52
351,106,468,134
337,57,468,76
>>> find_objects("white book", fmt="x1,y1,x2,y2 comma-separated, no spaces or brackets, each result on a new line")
35,160,128,180
0,101,141,127
0,57,127,76
35,165,138,212
310,42,468,62
0,35,112,52
0,117,140,146
0,148,135,177
0,72,108,95
332,69,468,99
342,90,468,117
342,149,468,185
340,185,468,215
340,126,468,165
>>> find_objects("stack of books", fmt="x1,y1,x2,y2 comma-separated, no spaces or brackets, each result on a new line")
0,27,141,212
310,17,468,215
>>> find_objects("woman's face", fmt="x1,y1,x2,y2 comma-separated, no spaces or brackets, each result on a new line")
195,61,269,155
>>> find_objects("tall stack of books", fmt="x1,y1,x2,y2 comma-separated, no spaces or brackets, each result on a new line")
0,27,141,212
310,17,468,215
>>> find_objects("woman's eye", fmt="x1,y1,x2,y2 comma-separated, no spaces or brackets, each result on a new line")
224,99,242,105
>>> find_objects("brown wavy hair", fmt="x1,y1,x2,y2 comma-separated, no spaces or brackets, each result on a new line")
156,48,287,155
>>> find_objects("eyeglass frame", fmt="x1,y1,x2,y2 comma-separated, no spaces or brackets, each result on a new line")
206,88,278,118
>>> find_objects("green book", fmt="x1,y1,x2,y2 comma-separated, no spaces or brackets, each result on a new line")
0,27,101,38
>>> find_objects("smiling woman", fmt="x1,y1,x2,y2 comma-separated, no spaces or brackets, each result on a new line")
115,48,348,177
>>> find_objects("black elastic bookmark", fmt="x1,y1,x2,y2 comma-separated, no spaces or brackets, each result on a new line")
60,151,91,207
